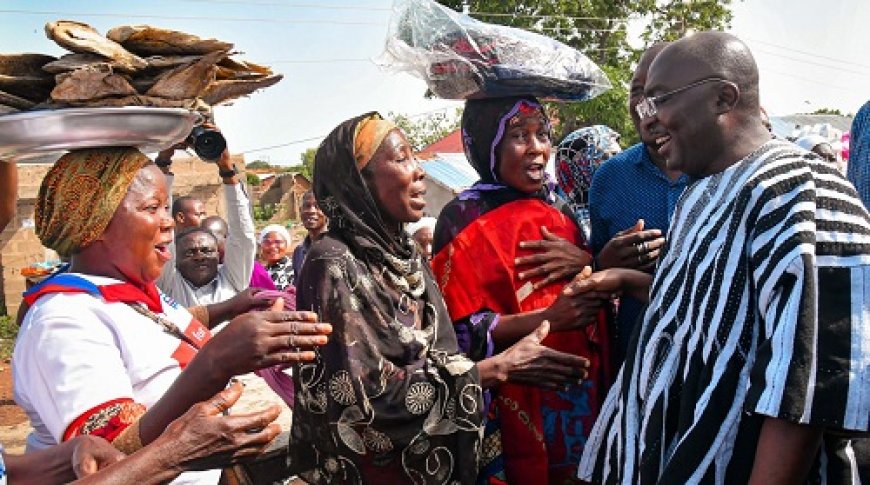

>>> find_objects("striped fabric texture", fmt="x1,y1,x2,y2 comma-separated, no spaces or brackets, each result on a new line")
579,139,870,484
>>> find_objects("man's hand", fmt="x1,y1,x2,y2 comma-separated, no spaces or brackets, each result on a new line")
597,219,665,272
516,226,593,289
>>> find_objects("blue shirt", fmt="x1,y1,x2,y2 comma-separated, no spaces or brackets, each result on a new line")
847,100,870,210
588,143,689,358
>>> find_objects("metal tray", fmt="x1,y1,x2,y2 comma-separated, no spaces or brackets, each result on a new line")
0,107,198,162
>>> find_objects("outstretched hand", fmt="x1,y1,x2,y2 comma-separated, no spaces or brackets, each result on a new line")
563,267,653,304
597,219,665,272
498,320,590,391
156,381,282,472
516,226,593,289
203,298,332,381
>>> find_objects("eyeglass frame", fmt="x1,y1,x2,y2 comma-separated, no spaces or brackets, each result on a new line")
635,77,738,120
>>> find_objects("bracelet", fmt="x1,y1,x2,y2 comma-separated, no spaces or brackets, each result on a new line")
218,164,238,178
112,419,144,454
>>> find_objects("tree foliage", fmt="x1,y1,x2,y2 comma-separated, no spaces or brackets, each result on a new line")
389,108,462,151
812,107,844,116
246,160,272,170
435,1,733,145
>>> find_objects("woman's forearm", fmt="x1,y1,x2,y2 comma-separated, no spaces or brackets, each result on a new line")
490,308,546,350
4,439,80,484
73,438,180,484
747,417,823,485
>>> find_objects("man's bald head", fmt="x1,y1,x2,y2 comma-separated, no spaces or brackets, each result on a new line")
652,32,760,113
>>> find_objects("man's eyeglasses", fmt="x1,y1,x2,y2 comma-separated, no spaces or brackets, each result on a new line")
183,247,218,258
635,77,737,120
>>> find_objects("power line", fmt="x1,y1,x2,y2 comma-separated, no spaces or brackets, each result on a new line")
0,8,382,26
266,58,371,64
745,37,870,71
178,0,392,11
238,106,458,155
754,48,870,77
762,68,867,92
470,11,635,23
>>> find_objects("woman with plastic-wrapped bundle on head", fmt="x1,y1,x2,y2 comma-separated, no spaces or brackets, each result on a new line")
431,96,613,484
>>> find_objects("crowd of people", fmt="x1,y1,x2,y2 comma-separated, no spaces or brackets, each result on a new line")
0,30,868,485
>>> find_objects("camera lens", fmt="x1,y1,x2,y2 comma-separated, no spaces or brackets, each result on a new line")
188,127,227,161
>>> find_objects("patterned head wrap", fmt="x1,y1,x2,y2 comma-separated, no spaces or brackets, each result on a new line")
556,125,620,211
458,96,552,200
36,147,150,257
353,115,398,169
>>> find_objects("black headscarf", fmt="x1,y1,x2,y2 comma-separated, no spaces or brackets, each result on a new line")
433,96,575,254
313,111,425,296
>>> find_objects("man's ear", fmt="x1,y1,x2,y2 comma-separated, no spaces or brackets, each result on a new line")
174,213,185,224
715,82,740,114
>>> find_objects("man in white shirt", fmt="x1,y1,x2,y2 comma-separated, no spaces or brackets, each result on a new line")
155,136,255,309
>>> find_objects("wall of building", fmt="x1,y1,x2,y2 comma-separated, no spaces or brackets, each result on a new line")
422,178,456,219
0,154,244,316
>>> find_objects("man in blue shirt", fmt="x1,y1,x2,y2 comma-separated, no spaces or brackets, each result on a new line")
588,43,689,359
847,100,870,210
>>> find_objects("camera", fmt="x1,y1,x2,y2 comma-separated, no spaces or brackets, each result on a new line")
187,126,227,161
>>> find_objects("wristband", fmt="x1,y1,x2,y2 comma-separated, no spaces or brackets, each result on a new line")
218,164,238,178
155,157,172,168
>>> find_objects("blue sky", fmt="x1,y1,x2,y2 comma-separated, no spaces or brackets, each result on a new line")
2,0,868,165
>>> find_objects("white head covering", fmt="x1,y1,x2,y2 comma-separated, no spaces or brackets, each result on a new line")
259,224,292,245
406,217,437,237
795,134,829,152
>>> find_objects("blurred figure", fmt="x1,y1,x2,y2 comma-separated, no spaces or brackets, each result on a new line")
555,124,621,240
171,195,206,232
0,162,15,231
405,216,436,261
201,215,228,263
796,134,838,164
291,191,327,285
847,100,870,209
256,224,294,290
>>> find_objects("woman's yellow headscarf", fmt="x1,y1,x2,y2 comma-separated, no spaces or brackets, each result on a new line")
35,147,151,257
353,114,397,169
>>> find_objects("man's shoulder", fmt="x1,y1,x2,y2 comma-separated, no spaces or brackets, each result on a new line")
594,144,646,177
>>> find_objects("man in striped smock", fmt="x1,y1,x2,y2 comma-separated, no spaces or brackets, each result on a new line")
576,32,870,484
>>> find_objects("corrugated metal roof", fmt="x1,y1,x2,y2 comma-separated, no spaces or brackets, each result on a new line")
422,154,478,190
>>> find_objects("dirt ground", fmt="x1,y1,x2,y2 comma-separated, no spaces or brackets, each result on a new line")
0,363,293,455
0,363,30,454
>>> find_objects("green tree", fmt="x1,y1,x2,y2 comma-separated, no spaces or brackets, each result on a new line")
245,172,261,186
246,159,272,170
812,107,844,116
282,147,316,179
435,1,733,144
389,108,462,151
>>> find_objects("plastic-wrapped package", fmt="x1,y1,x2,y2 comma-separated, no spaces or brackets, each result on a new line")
378,0,611,101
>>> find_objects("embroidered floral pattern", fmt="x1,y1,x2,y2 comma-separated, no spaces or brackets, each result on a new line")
405,382,436,415
329,371,356,406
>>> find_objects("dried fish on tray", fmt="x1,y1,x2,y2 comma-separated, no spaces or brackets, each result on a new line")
0,19,284,158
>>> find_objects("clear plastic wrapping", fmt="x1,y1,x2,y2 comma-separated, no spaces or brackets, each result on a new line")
378,0,612,101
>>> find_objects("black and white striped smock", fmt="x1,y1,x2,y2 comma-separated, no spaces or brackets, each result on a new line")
578,140,870,484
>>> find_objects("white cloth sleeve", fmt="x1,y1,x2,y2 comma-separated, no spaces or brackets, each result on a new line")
220,182,256,292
